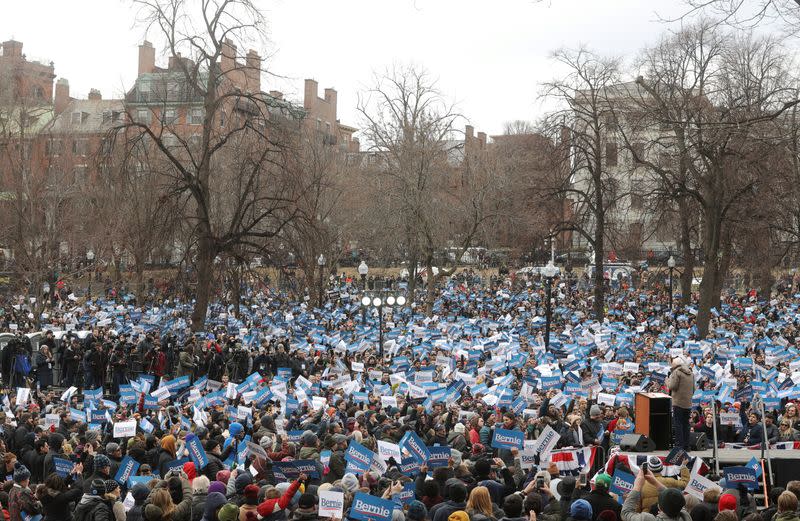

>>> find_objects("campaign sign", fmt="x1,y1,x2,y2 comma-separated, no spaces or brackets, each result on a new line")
399,431,431,465
128,475,155,488
665,447,688,466
113,419,137,438
610,470,635,504
392,482,416,505
491,428,524,450
398,456,421,476
723,466,758,490
320,450,331,467
291,460,321,480
166,457,190,472
344,440,374,474
746,457,763,479
684,473,721,500
533,425,560,455
53,457,73,478
286,430,304,443
186,434,209,469
427,446,451,468
319,490,344,518
114,455,140,485
350,492,394,521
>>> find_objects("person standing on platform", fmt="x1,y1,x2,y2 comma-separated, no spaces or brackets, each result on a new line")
667,356,695,451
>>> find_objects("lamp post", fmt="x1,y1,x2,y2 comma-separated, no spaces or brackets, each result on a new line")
362,292,406,359
86,250,95,297
358,261,369,290
667,255,675,312
317,254,326,308
542,260,559,350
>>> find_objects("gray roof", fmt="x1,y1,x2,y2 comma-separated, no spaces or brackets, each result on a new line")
49,99,126,134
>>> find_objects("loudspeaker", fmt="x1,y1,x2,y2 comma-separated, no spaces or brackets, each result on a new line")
689,432,708,451
620,433,656,452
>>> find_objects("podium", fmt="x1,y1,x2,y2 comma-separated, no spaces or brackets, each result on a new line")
634,392,672,450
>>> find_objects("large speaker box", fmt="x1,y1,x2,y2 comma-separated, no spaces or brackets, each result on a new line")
689,432,708,451
620,433,656,452
634,392,672,450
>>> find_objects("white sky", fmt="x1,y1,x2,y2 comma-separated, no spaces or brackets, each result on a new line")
5,0,699,137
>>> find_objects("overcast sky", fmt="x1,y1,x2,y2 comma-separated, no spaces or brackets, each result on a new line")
5,0,697,137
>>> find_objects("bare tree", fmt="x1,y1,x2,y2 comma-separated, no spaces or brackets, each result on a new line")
111,0,300,330
357,65,497,315
541,47,625,321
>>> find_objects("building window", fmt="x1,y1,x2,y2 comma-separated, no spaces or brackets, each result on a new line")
73,166,88,186
631,192,644,210
189,107,203,125
72,139,88,156
45,139,63,157
604,112,618,128
163,133,179,148
316,119,322,131
71,112,82,125
164,109,178,125
605,142,618,167
138,81,150,103
325,122,331,134
136,109,151,125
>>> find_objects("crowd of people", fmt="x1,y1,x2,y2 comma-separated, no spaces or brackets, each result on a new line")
0,268,798,521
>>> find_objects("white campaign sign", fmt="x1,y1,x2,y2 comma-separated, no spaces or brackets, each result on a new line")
318,490,344,518
684,473,722,500
113,419,137,438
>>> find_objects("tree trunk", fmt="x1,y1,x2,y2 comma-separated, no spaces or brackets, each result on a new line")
425,254,436,317
191,233,215,331
232,262,241,318
592,217,605,321
408,247,418,297
696,202,724,338
135,262,145,301
678,197,694,305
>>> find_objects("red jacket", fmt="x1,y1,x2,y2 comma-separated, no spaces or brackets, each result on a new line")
257,479,301,517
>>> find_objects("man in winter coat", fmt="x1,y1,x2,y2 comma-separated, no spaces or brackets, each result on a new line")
323,434,347,484
622,468,691,521
667,357,695,451
639,457,690,512
582,473,621,521
9,464,40,521
73,480,114,521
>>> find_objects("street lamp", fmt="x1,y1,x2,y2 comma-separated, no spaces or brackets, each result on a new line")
317,254,326,308
667,255,676,312
362,292,406,359
358,261,369,290
86,250,95,297
542,261,559,350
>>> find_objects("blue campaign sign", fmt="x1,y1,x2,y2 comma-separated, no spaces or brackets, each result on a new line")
344,440,374,474
273,460,321,481
427,446,451,468
128,475,154,488
511,397,527,415
277,367,293,379
114,455,140,485
139,418,154,433
491,428,524,450
392,482,416,505
143,395,159,410
166,457,190,472
53,457,73,478
350,492,394,521
286,430,305,443
746,457,763,479
186,434,209,469
291,459,321,479
398,456,421,477
399,431,431,465
610,470,635,504
724,466,758,490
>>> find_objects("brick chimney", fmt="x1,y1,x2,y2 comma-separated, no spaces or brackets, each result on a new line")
2,40,23,58
54,78,70,114
221,39,237,74
324,88,337,119
88,88,101,101
245,49,261,91
465,125,474,139
138,40,155,75
477,131,486,148
304,79,318,109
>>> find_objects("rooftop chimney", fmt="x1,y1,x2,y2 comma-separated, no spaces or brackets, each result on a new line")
245,49,261,92
221,39,237,74
2,40,23,58
88,88,101,101
465,125,474,139
477,131,486,148
54,78,70,114
304,79,318,109
138,40,155,75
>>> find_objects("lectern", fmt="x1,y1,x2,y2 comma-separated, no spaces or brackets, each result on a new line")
634,392,672,450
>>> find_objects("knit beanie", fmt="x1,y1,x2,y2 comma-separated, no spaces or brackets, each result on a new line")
341,473,359,493
718,493,737,512
298,493,317,510
647,455,663,474
218,504,239,521
12,463,30,483
208,481,227,495
407,501,427,521
658,488,686,518
244,484,260,505
570,499,593,521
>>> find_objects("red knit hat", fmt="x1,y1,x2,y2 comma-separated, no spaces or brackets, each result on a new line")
719,493,737,512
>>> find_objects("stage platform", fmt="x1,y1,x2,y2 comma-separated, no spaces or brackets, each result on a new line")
620,449,800,463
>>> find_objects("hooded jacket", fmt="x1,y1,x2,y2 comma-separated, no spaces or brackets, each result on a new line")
621,490,691,521
640,468,690,512
73,495,113,521
667,365,694,409
203,492,228,521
